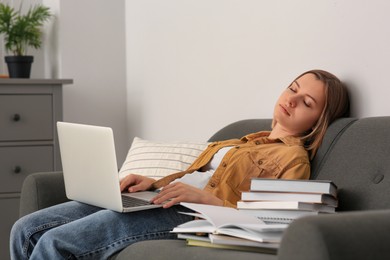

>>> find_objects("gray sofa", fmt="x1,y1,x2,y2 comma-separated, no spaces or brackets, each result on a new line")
19,117,390,260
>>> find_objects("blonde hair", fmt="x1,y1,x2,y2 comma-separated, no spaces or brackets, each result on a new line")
275,70,350,159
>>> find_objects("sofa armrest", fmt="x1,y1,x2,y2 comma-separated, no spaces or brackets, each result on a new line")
278,210,390,260
19,171,69,217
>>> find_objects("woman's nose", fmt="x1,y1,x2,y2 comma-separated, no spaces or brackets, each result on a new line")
287,97,297,108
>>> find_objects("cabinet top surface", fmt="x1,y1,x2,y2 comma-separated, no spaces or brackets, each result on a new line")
0,78,73,85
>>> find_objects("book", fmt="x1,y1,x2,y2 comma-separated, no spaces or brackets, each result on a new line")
178,233,210,242
238,208,331,223
178,233,278,250
184,235,278,254
237,201,336,213
241,191,338,207
172,202,288,243
209,234,278,250
249,178,337,197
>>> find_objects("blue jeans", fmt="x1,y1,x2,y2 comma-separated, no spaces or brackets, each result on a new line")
10,201,193,259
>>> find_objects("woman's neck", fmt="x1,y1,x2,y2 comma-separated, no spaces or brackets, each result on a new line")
269,124,298,140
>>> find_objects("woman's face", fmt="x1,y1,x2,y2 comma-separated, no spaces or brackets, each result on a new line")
273,73,326,136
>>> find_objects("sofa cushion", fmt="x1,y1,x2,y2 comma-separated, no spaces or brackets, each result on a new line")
310,118,357,179
313,117,390,211
118,137,208,179
114,239,277,260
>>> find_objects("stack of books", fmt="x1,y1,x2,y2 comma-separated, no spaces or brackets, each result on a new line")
172,179,338,253
238,178,338,224
172,202,288,254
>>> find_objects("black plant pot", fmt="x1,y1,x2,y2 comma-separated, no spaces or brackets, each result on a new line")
5,56,34,78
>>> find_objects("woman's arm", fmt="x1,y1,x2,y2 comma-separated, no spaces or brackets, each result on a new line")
279,162,310,180
151,182,223,208
120,174,223,208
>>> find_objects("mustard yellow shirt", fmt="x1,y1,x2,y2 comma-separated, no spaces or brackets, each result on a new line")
152,131,310,208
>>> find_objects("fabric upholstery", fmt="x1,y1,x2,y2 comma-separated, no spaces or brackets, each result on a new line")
278,210,390,260
310,118,357,179
314,117,390,211
19,117,390,260
208,119,273,142
19,171,69,217
117,239,277,260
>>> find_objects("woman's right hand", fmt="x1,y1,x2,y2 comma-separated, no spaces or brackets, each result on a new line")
119,174,156,193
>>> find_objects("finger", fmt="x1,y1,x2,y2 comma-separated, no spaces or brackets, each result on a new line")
127,183,144,193
152,192,171,204
119,180,129,192
155,186,188,205
151,183,176,201
152,188,177,204
120,175,138,192
162,198,179,208
120,178,133,192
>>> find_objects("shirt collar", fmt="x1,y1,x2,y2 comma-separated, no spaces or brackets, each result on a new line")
241,131,304,146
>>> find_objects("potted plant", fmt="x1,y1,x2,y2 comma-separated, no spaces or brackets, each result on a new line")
0,2,51,78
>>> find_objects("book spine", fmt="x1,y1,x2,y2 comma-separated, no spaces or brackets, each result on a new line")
249,180,337,198
238,208,323,219
237,201,336,213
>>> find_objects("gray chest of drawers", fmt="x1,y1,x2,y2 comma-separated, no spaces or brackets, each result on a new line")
0,78,72,260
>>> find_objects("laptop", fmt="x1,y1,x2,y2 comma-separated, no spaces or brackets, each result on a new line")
57,121,164,213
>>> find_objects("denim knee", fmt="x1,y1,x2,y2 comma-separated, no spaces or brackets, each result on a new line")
10,212,72,260
10,215,31,260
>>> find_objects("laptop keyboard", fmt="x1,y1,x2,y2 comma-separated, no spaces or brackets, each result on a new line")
121,195,153,208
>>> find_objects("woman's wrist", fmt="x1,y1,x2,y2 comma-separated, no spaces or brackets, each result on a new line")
204,195,223,206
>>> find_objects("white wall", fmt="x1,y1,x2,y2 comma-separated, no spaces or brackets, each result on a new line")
8,0,389,163
60,0,128,163
42,0,60,78
125,0,390,143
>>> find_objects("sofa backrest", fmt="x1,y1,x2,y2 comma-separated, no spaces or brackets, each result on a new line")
310,117,357,179
313,116,390,211
208,119,356,173
208,119,273,142
208,118,356,176
209,117,390,211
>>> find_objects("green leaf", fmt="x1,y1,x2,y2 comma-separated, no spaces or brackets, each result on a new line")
0,3,52,56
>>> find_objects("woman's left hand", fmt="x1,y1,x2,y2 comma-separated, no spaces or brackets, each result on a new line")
151,182,223,208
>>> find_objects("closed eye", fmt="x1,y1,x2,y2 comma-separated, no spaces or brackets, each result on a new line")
288,86,297,93
289,80,318,108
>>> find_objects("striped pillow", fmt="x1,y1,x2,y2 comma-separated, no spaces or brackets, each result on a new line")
118,137,209,180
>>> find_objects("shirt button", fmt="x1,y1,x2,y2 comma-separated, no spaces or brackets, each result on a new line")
210,183,216,188
258,160,263,165
222,162,227,167
255,141,261,145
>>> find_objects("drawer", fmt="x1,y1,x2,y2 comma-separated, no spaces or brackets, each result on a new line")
0,95,53,141
0,195,19,260
0,146,54,193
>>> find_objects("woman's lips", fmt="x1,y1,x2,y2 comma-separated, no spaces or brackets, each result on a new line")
279,104,291,116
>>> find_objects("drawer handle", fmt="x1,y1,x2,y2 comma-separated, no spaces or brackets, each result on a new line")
14,166,22,174
13,114,21,122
